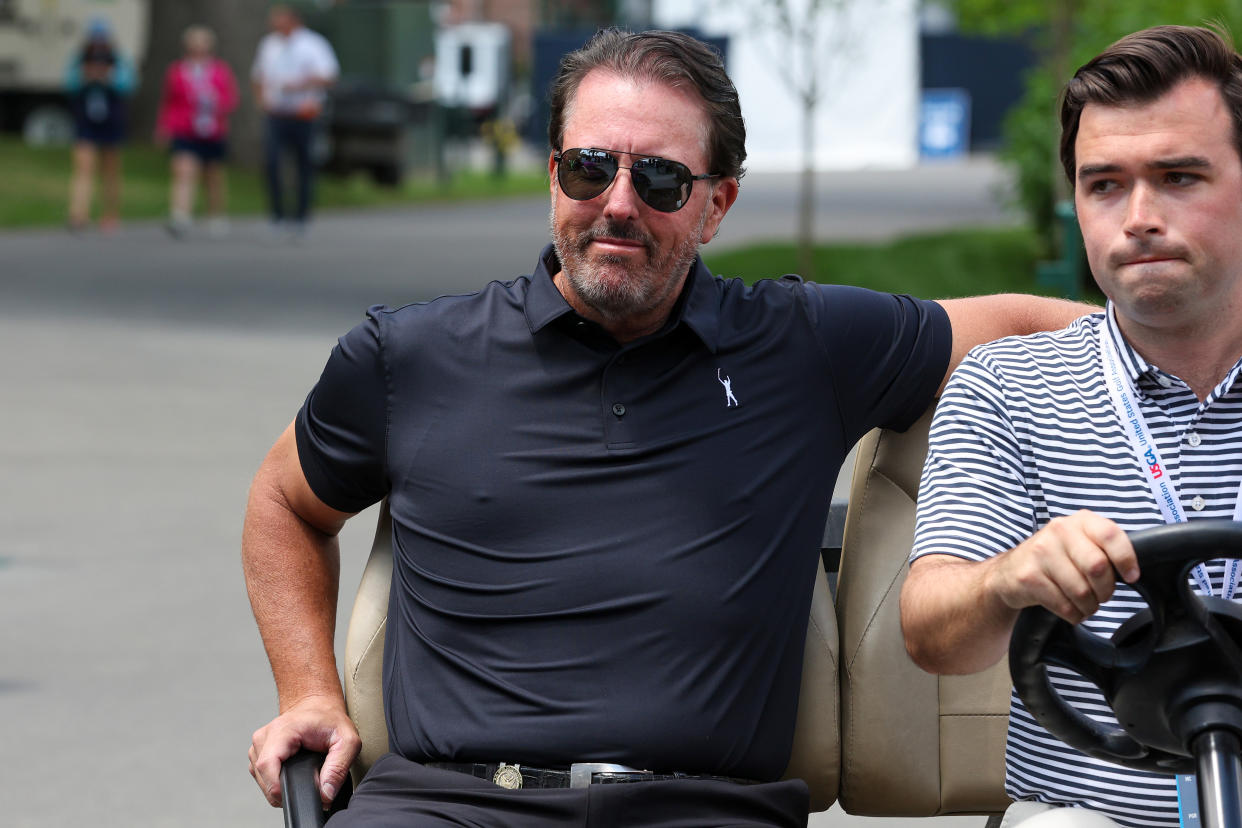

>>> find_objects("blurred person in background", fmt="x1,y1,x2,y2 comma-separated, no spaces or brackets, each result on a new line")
155,24,239,240
65,18,136,233
250,3,338,241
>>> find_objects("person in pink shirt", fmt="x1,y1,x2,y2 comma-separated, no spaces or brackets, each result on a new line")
155,24,239,238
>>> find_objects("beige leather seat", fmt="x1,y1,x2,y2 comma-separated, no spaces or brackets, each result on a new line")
341,503,842,812
836,407,1013,817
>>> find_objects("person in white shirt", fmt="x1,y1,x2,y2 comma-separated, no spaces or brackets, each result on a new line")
250,4,338,237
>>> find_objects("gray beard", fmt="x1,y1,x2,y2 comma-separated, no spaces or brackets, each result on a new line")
549,205,707,322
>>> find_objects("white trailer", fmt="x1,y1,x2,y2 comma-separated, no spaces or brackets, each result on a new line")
0,0,148,143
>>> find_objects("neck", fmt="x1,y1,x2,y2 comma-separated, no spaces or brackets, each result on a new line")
1117,315,1242,401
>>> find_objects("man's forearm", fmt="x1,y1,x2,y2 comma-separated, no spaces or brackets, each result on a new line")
900,555,1018,675
242,475,344,711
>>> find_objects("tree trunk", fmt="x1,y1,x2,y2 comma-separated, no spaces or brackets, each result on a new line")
132,0,269,167
797,94,816,281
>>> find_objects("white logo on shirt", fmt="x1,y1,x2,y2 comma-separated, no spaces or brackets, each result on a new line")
717,368,739,407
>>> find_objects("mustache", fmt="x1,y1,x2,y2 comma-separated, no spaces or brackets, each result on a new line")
579,220,654,253
1108,240,1190,268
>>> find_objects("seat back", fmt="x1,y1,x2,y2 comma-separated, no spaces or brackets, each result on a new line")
340,503,842,810
835,407,1012,816
341,505,393,785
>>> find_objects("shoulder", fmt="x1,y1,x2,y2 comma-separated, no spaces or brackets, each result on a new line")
367,279,528,341
713,273,804,309
942,312,1103,410
254,34,278,58
296,28,336,54
713,274,929,319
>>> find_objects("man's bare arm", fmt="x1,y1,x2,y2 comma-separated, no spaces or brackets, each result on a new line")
935,296,1095,394
900,510,1138,675
242,421,361,808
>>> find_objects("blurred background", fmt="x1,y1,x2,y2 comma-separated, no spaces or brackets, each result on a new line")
3,1,1240,826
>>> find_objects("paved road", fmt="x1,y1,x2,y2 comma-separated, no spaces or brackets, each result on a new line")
0,160,1013,827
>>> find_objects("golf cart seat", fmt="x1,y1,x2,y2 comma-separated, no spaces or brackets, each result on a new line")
338,501,842,812
836,405,1013,818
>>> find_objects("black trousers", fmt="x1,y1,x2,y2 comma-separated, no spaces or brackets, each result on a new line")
263,114,315,223
326,754,809,828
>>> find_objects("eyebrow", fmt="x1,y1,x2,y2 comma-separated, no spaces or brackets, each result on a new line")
1077,156,1213,182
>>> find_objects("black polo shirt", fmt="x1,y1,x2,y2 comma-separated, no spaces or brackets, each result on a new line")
296,245,949,781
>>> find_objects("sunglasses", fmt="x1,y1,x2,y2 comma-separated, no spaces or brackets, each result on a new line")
554,147,719,213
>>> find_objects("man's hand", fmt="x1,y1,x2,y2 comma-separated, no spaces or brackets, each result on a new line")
902,509,1139,674
986,510,1139,624
249,695,361,808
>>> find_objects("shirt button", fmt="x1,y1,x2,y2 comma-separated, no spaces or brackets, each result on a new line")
1188,432,1202,447
1192,495,1206,511
612,403,626,417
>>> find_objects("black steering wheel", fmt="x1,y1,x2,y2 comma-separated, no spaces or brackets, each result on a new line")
1010,520,1242,774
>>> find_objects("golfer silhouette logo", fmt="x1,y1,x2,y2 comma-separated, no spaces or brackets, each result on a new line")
717,368,739,407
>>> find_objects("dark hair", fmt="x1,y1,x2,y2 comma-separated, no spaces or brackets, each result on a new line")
1060,24,1242,184
547,28,747,180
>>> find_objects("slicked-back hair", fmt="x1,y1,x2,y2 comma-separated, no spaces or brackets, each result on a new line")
547,28,747,181
1060,24,1242,185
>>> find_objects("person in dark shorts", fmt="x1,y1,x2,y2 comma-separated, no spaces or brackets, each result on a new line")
65,18,136,233
242,28,1094,828
155,24,239,239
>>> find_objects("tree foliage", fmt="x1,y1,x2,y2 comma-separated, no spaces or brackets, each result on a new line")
949,0,1242,246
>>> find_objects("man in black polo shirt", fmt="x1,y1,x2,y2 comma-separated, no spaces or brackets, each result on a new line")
243,28,1087,827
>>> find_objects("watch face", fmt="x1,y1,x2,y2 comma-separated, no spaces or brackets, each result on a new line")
492,763,523,789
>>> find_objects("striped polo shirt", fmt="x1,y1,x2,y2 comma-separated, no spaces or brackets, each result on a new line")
911,304,1242,828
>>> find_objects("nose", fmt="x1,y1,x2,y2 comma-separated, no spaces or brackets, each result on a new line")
600,167,642,223
1123,182,1164,237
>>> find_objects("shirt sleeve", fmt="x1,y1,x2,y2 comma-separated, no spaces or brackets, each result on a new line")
799,282,950,446
311,33,339,79
294,307,390,513
112,55,137,96
910,351,1038,564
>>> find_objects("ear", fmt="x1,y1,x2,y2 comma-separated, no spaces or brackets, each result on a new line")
699,176,740,245
548,150,559,197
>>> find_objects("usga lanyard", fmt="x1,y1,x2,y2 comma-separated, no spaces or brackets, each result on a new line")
1099,318,1242,599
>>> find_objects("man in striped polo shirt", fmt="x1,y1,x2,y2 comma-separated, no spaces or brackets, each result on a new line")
901,25,1242,828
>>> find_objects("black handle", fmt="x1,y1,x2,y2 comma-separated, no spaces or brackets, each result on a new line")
281,750,327,828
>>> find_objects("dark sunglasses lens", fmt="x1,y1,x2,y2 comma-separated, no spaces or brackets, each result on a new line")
631,158,691,212
559,149,617,200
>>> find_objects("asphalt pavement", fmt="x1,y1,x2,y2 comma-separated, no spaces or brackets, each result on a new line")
0,158,1015,827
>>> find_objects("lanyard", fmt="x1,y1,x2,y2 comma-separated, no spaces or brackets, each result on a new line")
1099,320,1242,599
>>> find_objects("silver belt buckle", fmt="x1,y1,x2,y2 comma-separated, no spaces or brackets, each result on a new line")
569,762,651,788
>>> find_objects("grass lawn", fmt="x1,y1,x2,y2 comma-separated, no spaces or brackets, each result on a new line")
0,136,548,228
702,227,1087,300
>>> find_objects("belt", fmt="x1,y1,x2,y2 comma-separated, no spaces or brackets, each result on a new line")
425,761,758,790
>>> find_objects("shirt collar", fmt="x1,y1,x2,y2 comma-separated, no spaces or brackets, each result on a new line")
1104,300,1154,385
524,244,721,352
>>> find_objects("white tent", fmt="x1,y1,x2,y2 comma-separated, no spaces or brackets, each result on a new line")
653,0,919,171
